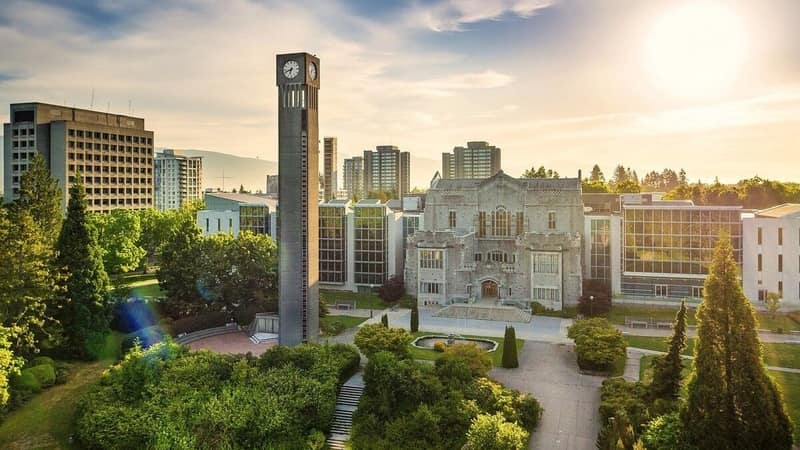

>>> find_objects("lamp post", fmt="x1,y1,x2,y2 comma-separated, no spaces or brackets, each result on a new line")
589,295,595,317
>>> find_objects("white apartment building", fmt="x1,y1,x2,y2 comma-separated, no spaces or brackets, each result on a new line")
155,149,202,211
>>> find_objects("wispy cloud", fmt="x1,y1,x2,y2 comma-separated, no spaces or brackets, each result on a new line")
404,0,556,32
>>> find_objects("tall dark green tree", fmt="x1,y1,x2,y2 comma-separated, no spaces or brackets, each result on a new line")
649,300,687,401
410,305,419,333
501,326,519,368
590,164,605,182
12,153,63,240
682,236,793,449
381,314,389,328
55,175,112,359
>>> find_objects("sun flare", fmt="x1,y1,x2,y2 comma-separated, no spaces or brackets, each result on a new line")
645,2,748,99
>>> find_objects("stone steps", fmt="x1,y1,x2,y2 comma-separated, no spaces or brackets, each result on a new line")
434,304,531,323
326,374,364,449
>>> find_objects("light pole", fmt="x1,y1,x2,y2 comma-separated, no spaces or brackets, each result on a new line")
589,295,595,317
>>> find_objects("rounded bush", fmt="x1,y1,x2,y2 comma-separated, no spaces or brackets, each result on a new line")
27,364,56,388
11,369,42,393
29,356,55,368
433,341,447,353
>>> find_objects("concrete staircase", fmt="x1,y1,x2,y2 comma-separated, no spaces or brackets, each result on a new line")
327,373,364,450
434,303,531,323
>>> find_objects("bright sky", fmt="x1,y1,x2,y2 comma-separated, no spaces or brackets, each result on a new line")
1,0,798,187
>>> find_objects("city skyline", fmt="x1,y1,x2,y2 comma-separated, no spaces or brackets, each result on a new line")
1,0,799,189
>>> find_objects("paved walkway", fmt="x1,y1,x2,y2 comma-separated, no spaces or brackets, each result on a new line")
492,342,604,450
185,331,275,355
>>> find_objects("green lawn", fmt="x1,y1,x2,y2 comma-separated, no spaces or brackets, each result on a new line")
110,273,166,298
625,335,800,369
407,332,523,367
320,315,368,336
639,354,800,443
0,333,124,449
607,303,800,332
321,289,416,310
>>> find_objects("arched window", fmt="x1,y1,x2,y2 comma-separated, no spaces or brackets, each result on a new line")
488,250,505,263
493,207,510,237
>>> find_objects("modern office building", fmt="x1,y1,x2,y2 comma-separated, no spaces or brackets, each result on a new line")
405,171,584,310
343,156,364,199
318,198,405,293
197,191,277,237
401,195,425,244
154,149,202,211
742,204,800,308
323,137,337,202
266,174,279,197
441,141,501,179
276,52,320,345
363,145,410,199
3,102,154,212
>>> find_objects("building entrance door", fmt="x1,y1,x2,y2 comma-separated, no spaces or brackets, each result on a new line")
481,280,498,299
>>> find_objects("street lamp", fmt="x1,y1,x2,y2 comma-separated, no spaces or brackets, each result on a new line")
589,295,595,317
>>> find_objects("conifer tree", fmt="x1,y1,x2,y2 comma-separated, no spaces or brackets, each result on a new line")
682,235,793,449
381,314,389,328
410,304,419,333
13,153,63,239
650,300,687,401
502,326,519,368
55,175,112,360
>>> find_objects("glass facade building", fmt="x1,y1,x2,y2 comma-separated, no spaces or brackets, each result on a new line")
590,217,611,284
319,204,347,283
239,205,269,235
621,205,742,298
354,203,387,285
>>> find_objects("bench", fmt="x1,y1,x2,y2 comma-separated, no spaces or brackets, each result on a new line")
655,320,673,329
334,302,354,311
625,316,650,328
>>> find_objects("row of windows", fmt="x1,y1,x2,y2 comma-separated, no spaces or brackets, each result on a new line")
419,250,443,269
67,129,152,145
11,128,34,136
532,287,560,301
533,253,560,274
68,176,151,186
69,165,152,175
758,227,800,246
757,254,799,273
420,282,441,294
90,197,151,206
68,141,152,154
624,209,741,223
10,140,35,148
477,209,528,237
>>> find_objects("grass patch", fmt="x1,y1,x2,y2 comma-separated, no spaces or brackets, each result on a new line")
533,305,578,319
320,315,368,336
626,335,800,369
0,333,124,449
607,303,800,332
407,332,523,367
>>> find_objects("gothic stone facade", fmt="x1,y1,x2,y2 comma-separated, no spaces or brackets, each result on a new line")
405,172,583,310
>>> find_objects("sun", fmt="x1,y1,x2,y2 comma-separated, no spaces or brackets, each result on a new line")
644,2,748,99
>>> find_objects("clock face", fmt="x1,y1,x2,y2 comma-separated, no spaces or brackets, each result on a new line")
283,60,300,79
308,62,317,80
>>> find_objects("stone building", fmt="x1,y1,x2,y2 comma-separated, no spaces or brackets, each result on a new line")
405,171,583,310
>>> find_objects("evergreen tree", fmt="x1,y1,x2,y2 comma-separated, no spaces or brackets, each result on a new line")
410,305,419,333
12,153,63,240
590,164,605,182
650,300,687,401
381,314,389,328
55,175,112,360
501,326,519,368
682,236,793,449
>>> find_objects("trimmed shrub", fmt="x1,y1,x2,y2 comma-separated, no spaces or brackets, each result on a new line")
568,318,626,373
433,341,447,352
381,314,389,328
27,364,56,388
410,305,419,332
437,343,492,378
464,413,529,450
167,311,230,336
354,324,412,359
29,356,55,367
11,370,41,394
502,326,519,368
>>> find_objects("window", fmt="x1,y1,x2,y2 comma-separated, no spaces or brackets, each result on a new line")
516,212,524,236
419,282,441,294
548,211,556,230
655,284,669,297
532,253,559,273
478,211,486,237
474,253,482,262
779,254,783,272
779,227,783,245
779,281,783,297
691,286,703,298
758,289,768,302
488,251,506,263
532,287,559,302
758,227,763,245
448,211,456,229
758,254,762,272
419,249,443,269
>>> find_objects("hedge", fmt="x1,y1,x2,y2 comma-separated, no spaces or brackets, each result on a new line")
167,311,231,336
568,318,626,373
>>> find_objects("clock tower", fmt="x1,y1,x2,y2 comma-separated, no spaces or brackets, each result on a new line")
276,52,320,345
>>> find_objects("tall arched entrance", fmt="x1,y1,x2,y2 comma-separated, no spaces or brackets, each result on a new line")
481,280,498,300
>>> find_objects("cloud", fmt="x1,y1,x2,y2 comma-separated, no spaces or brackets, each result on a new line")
404,0,556,32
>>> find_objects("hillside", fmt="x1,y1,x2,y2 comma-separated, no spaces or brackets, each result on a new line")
161,149,277,193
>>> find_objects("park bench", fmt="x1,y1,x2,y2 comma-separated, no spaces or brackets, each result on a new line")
655,320,673,329
333,301,355,311
625,316,650,328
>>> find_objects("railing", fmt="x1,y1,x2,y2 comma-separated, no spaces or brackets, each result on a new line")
174,323,241,344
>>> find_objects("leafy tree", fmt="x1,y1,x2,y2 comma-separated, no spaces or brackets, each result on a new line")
354,323,412,358
578,279,612,317
522,165,559,178
501,326,519,368
683,236,793,449
156,212,204,316
366,189,397,202
597,413,636,450
0,208,60,355
381,313,389,328
0,327,21,408
464,413,529,450
410,304,419,332
378,275,405,303
650,300,687,401
582,179,611,193
90,210,146,275
614,179,641,194
55,176,112,359
12,152,62,240
765,291,782,318
641,412,685,450
590,164,605,182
